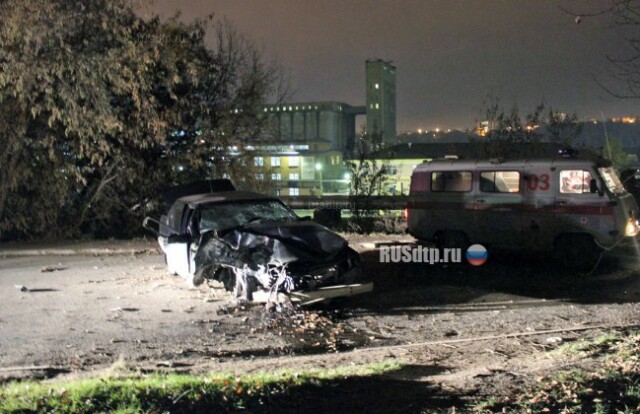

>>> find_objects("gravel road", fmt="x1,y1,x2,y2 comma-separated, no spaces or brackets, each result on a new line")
1,236,639,404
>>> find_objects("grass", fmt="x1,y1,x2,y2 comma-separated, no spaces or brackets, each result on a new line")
0,361,401,413
471,330,640,413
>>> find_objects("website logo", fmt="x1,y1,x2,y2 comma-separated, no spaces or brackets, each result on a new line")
379,245,461,264
466,244,488,266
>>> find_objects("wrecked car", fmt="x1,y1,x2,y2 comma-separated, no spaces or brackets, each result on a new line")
143,180,372,305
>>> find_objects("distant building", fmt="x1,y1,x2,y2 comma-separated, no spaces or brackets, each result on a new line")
249,141,349,196
248,59,396,196
259,59,397,155
261,102,364,154
366,59,397,147
609,116,638,124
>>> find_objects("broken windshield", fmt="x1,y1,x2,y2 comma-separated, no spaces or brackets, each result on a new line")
199,200,298,231
598,167,626,194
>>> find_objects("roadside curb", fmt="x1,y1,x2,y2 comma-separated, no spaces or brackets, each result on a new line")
0,243,160,258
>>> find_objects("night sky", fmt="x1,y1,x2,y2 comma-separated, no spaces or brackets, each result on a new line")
146,0,636,132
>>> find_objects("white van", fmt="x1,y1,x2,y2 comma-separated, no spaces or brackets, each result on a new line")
407,159,640,267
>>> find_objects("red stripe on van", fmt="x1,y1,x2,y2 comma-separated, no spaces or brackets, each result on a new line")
407,201,614,216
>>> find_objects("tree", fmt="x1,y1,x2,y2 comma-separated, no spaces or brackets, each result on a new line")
562,1,640,98
602,136,631,170
473,95,585,159
546,110,583,146
473,95,546,158
345,129,389,226
0,0,285,239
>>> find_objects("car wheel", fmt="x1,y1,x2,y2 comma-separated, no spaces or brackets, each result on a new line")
553,234,601,272
216,268,236,292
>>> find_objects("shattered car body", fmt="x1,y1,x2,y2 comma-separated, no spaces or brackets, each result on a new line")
143,181,371,304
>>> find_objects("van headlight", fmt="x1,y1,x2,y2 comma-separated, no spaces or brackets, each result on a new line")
625,219,640,237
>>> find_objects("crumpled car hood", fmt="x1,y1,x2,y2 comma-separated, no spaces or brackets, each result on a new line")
236,221,348,262
194,221,350,277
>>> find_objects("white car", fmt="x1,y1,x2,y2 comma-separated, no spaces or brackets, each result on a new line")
143,180,372,304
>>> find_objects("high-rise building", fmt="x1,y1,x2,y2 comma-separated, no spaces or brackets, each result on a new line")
366,59,397,146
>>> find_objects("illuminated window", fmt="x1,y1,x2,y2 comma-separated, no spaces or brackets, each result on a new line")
560,170,593,194
271,173,281,181
289,156,299,167
289,173,299,180
289,188,299,196
375,83,379,89
271,157,280,167
480,171,520,193
254,157,264,167
375,103,380,109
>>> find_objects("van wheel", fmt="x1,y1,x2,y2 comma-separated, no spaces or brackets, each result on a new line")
553,234,601,271
436,231,470,250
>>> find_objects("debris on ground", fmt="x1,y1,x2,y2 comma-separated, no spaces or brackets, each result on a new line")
40,266,66,273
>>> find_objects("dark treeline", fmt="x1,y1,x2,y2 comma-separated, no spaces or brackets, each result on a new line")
0,0,286,240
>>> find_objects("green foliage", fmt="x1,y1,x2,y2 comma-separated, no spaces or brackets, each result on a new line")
602,136,631,170
345,130,389,228
0,0,282,240
472,330,640,413
0,362,401,413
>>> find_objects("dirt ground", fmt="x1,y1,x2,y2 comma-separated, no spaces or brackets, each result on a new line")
1,235,640,411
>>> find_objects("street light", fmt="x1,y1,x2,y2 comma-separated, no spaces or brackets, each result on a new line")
315,162,323,194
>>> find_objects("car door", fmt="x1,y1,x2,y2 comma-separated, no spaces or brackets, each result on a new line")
163,203,193,278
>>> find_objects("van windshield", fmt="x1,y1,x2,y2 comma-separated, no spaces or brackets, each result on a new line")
598,167,626,194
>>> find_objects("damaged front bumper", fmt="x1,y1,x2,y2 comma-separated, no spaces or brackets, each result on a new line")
252,282,374,306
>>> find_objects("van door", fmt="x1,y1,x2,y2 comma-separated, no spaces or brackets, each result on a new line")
554,168,612,241
521,166,558,250
428,170,476,242
474,170,523,248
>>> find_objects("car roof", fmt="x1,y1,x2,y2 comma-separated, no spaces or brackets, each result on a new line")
179,191,281,208
160,179,236,210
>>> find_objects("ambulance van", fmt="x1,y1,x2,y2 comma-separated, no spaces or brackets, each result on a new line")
407,159,640,267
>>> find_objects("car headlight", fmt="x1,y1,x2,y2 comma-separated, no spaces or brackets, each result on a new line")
625,219,640,237
312,266,339,282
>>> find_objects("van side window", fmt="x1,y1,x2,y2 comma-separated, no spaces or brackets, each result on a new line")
431,171,472,192
560,170,593,194
410,172,428,193
480,171,520,193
